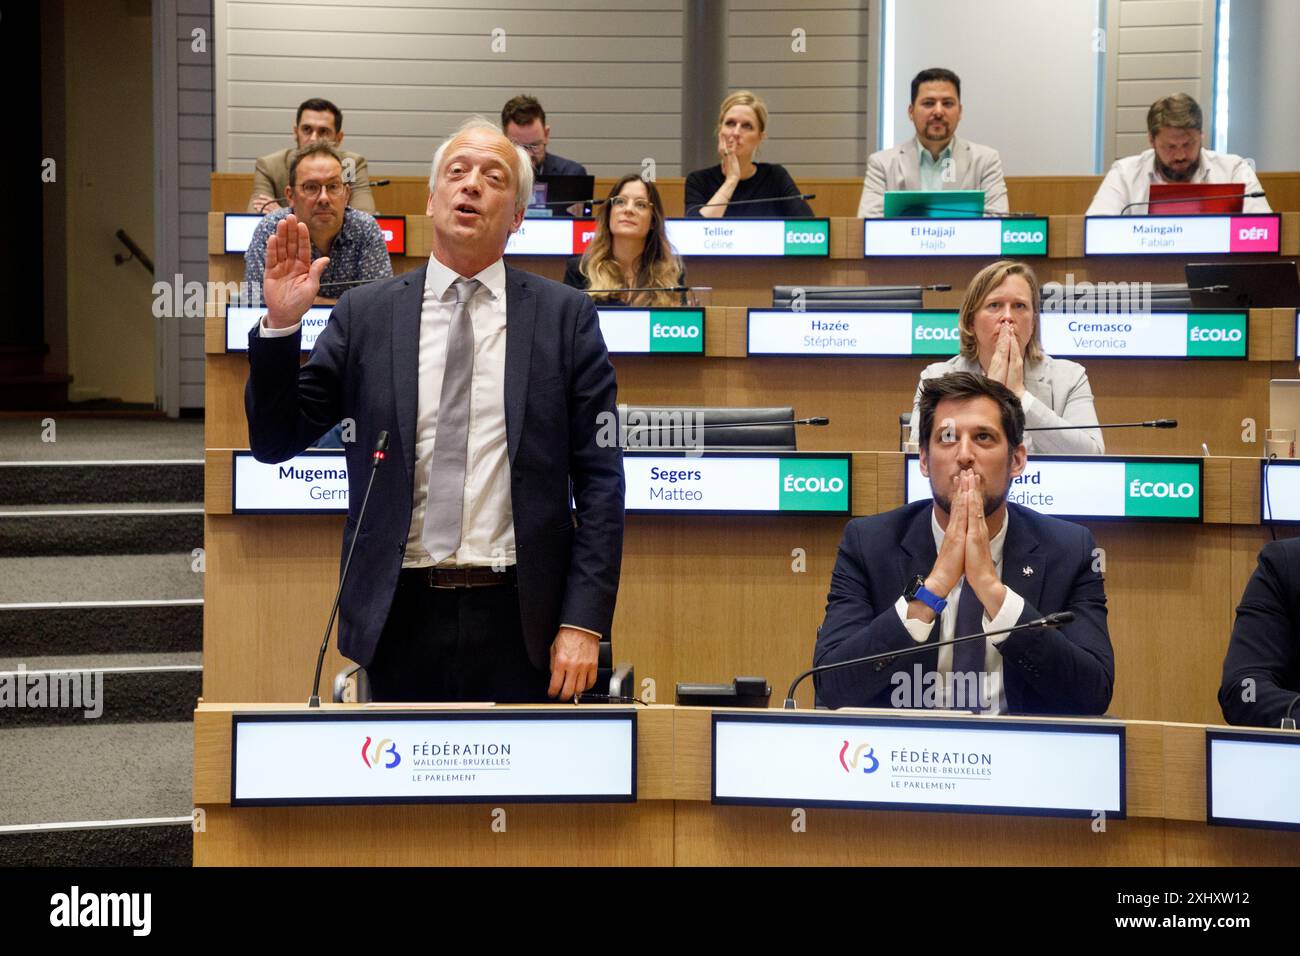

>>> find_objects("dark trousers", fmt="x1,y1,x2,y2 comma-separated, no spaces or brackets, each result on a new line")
366,570,551,703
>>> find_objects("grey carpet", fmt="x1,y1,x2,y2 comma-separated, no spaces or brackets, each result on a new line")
0,554,203,604
0,721,193,827
0,419,203,462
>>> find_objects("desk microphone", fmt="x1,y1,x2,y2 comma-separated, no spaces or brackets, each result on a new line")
686,193,816,214
622,416,829,444
1024,419,1176,432
783,612,1075,709
1118,190,1265,215
308,430,389,708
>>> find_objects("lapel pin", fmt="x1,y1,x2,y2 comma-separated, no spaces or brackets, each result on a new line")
1022,566,1034,577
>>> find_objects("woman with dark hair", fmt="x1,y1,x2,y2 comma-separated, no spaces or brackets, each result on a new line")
563,174,687,306
908,259,1104,454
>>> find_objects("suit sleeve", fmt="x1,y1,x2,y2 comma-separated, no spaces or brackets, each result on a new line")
244,294,351,463
814,520,935,708
1023,364,1104,455
980,149,1009,215
559,296,625,637
248,156,279,211
857,153,887,218
346,154,376,213
995,526,1113,715
1086,162,1130,216
1219,542,1300,726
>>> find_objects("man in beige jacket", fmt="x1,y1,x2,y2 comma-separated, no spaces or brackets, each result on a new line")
248,98,375,213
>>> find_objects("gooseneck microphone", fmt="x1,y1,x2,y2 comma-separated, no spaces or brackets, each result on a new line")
1024,419,1177,432
686,193,816,214
1118,190,1266,215
783,612,1075,709
308,430,390,708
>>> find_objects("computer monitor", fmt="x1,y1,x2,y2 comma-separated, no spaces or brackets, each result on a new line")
882,190,985,218
1186,261,1300,308
527,174,595,218
1148,182,1245,215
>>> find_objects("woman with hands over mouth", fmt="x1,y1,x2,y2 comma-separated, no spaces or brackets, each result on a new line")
684,90,814,219
909,260,1104,455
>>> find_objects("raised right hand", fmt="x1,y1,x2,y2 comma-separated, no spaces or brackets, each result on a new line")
263,214,329,329
717,135,741,183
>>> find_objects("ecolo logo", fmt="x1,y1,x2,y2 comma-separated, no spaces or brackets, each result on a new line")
1128,479,1195,499
1002,229,1044,244
652,323,700,339
783,475,844,493
361,736,401,769
785,229,826,244
915,326,959,340
1189,326,1242,342
839,740,879,774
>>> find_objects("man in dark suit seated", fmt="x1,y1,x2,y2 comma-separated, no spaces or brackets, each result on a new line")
500,94,588,177
814,372,1113,715
1219,538,1300,727
245,116,624,703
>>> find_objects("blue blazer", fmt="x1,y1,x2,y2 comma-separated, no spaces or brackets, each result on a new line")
1219,537,1300,726
245,264,625,671
814,500,1113,715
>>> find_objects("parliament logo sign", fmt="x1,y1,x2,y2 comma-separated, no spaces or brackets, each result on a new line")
839,741,880,774
361,736,401,770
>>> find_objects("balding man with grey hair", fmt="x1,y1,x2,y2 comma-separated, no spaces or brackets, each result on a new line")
245,117,625,703
1087,93,1270,215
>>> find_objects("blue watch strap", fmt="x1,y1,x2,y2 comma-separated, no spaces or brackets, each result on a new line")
912,584,947,614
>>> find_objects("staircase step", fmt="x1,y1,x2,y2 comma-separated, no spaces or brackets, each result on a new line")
0,503,204,557
0,653,202,726
0,820,192,866
0,554,203,605
0,599,201,657
0,461,203,505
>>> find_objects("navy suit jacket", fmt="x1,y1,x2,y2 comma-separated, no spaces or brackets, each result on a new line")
538,152,588,177
1219,536,1300,726
245,264,625,671
814,500,1113,715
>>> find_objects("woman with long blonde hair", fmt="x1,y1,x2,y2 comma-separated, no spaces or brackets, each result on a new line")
563,173,686,307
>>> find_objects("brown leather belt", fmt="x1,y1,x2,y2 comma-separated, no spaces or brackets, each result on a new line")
405,566,516,589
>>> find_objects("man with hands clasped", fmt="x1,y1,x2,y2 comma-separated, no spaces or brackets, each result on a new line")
815,372,1113,715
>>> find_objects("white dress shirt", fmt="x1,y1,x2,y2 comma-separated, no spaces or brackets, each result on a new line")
1086,147,1271,216
891,508,1024,714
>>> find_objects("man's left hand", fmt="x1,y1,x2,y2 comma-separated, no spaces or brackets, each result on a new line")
548,627,600,700
963,472,1007,618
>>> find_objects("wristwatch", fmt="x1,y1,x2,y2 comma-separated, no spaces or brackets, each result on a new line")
904,574,948,614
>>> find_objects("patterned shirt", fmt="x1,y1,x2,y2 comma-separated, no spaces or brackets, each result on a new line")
243,206,393,304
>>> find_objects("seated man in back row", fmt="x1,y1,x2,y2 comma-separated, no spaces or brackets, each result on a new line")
1086,93,1270,215
858,67,1008,218
248,98,376,213
814,372,1113,715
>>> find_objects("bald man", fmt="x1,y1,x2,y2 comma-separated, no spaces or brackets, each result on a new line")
245,118,624,703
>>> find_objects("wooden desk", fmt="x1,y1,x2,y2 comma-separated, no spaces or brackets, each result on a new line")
192,704,1300,866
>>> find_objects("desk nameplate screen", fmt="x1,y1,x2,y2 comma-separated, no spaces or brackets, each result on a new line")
1040,311,1248,359
905,455,1204,522
624,451,851,515
712,712,1125,818
504,218,830,257
231,710,636,807
1260,458,1300,523
1206,729,1300,831
863,218,1048,257
1084,214,1281,255
747,309,958,356
599,307,704,354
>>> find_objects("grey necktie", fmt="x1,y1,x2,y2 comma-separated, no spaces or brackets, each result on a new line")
422,277,479,564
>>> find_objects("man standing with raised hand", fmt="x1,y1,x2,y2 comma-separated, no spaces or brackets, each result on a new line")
245,118,624,703
814,372,1112,715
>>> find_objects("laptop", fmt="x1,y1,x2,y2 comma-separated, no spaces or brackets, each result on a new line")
883,190,985,218
526,174,595,218
1148,182,1245,215
1186,261,1300,308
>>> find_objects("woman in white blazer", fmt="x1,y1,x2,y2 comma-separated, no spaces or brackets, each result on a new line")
909,260,1104,455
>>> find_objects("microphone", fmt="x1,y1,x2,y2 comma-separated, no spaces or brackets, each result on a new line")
783,612,1075,709
1024,419,1176,432
622,416,828,445
308,430,390,708
1119,190,1265,215
686,193,816,214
